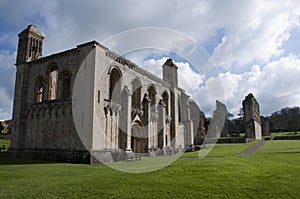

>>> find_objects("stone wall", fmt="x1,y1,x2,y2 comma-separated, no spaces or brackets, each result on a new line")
242,93,262,140
189,101,206,145
10,25,197,163
261,116,270,136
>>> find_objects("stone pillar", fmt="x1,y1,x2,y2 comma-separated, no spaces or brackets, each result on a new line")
243,93,262,141
169,88,179,149
110,110,113,150
261,116,270,136
185,102,194,147
112,106,120,150
121,86,132,150
142,94,151,149
158,99,166,148
104,106,109,150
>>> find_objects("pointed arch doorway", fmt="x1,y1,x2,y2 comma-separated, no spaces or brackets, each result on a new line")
131,122,148,153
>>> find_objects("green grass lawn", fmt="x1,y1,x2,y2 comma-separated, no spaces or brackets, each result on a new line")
0,138,10,147
271,131,300,136
0,140,300,198
0,138,10,152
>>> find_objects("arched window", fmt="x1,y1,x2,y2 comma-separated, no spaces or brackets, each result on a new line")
109,68,121,102
49,65,58,100
178,98,181,123
162,91,169,115
132,78,142,108
36,78,44,103
148,85,156,112
61,72,71,99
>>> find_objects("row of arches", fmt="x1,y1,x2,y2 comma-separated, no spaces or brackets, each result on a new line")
109,67,169,114
35,64,72,103
26,103,72,119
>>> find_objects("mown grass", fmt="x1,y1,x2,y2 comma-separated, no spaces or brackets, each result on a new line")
0,138,10,153
0,139,299,198
271,131,300,136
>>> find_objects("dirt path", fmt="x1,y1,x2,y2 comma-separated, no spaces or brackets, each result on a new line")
239,140,266,156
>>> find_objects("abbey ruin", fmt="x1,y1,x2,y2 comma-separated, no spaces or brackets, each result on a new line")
8,25,269,163
9,25,209,163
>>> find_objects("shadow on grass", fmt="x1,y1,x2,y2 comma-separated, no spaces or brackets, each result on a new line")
258,151,300,154
0,154,60,165
180,155,223,158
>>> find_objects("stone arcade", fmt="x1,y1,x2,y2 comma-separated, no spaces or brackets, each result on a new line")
9,25,204,163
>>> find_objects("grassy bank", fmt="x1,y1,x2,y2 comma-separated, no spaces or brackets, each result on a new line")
0,140,299,198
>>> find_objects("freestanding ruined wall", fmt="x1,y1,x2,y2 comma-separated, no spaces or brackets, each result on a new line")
261,116,270,136
242,93,262,141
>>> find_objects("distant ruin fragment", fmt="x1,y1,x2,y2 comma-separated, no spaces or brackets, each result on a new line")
189,100,206,145
261,116,270,136
207,100,227,138
242,93,262,141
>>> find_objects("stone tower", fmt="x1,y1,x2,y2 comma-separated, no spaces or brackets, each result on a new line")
10,25,44,153
242,93,262,141
162,58,178,88
16,24,44,64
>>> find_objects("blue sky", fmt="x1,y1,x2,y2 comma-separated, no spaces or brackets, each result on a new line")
1,0,300,120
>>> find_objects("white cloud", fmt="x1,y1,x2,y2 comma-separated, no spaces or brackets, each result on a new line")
212,1,300,67
140,57,205,95
141,57,166,77
200,54,300,116
1,0,300,118
257,54,300,113
140,53,300,117
0,87,13,120
0,50,15,120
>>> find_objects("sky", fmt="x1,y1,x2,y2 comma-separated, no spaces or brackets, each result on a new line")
0,0,300,120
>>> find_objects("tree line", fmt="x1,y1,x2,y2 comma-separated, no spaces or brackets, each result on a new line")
226,106,300,135
269,106,300,133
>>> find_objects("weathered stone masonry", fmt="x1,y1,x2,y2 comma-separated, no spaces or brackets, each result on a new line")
9,25,205,163
243,93,262,141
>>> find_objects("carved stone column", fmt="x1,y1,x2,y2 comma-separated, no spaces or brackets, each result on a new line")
158,99,166,148
120,85,132,150
142,93,151,149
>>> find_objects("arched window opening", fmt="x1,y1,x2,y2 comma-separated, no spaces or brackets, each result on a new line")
49,66,58,100
36,78,44,103
148,85,156,112
109,68,121,102
132,78,142,108
178,99,181,123
61,73,71,99
162,91,169,115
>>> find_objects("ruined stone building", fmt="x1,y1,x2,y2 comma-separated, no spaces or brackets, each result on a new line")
9,25,205,163
242,93,262,141
189,100,206,145
260,116,270,136
206,100,227,138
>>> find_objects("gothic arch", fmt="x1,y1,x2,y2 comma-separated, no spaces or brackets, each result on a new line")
30,108,36,119
48,63,59,100
59,70,72,99
147,85,156,112
65,105,72,117
109,67,122,102
108,65,122,75
36,108,42,119
25,109,31,120
44,108,49,119
162,91,169,115
131,121,148,153
131,77,142,109
35,76,45,103
56,106,62,119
